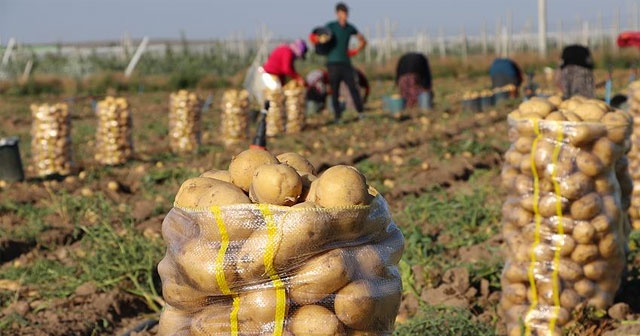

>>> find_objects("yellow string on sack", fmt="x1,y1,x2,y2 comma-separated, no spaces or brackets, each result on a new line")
211,206,239,336
548,123,565,334
525,119,543,336
258,204,287,336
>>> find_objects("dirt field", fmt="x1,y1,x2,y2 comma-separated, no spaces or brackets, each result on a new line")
2,76,640,336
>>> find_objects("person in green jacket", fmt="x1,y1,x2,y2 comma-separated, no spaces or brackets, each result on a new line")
313,2,367,122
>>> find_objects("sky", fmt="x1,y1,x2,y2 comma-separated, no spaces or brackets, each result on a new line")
1,0,639,44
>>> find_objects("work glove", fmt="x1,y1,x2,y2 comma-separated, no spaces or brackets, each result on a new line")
348,49,359,57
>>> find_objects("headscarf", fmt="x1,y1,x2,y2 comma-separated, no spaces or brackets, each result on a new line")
290,39,308,60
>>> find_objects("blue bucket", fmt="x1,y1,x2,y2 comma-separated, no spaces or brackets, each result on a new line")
383,95,405,114
463,98,481,113
480,95,494,111
493,91,509,105
418,92,432,111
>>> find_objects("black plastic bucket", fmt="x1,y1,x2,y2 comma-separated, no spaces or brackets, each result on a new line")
480,95,494,111
0,136,25,182
462,98,481,113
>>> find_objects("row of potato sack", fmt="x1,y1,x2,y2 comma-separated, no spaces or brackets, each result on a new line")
169,90,203,153
500,96,633,336
264,81,307,137
220,89,250,145
94,96,134,165
28,103,74,177
157,148,404,335
627,80,640,230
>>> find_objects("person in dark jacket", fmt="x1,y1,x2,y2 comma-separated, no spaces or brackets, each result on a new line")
395,52,433,108
557,44,595,99
489,58,523,96
310,2,367,122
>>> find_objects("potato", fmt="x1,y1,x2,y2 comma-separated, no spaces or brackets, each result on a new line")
593,176,614,193
503,262,529,283
567,123,607,146
560,288,583,310
529,306,570,326
175,177,251,208
583,260,608,280
249,164,302,205
601,111,631,144
546,111,567,121
574,103,606,121
289,249,352,304
558,259,584,281
190,302,233,335
598,233,622,258
505,150,523,167
515,137,534,154
519,99,554,118
199,207,259,242
532,139,555,169
157,305,191,336
538,193,568,217
570,244,599,264
591,215,613,234
570,193,602,221
237,287,288,331
315,165,370,207
289,305,345,336
592,138,623,166
276,152,316,174
298,172,318,201
559,172,594,200
572,221,596,244
550,234,576,257
200,169,233,183
174,239,239,294
304,178,319,202
536,279,560,305
514,174,533,195
334,278,401,331
546,216,576,234
157,257,210,311
502,283,527,305
562,110,583,122
229,148,279,191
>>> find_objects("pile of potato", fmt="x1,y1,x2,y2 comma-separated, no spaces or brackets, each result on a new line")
169,90,202,153
94,97,133,165
264,89,285,137
500,96,632,336
29,103,74,177
220,89,250,145
627,80,640,230
158,148,404,335
283,81,306,134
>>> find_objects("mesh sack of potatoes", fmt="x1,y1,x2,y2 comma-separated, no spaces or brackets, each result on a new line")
94,96,133,165
499,96,632,336
221,89,250,145
283,81,306,134
157,149,404,336
627,81,640,230
264,89,286,137
29,103,74,177
169,90,203,153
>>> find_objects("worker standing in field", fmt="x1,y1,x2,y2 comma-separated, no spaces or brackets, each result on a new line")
310,2,367,123
305,67,370,115
395,52,433,108
556,44,595,99
489,58,523,97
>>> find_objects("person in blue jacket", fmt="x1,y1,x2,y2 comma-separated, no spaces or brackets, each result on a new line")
489,58,523,96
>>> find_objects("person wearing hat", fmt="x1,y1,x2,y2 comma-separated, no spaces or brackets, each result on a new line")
262,39,308,87
311,2,367,122
556,44,595,99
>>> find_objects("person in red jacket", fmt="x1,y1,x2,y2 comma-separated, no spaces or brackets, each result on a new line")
262,39,308,87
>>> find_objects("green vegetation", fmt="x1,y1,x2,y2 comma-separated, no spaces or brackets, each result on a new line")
394,304,496,336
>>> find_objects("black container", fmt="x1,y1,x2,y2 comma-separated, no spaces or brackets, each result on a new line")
312,26,335,55
480,95,494,111
462,98,482,113
493,91,510,105
0,136,25,182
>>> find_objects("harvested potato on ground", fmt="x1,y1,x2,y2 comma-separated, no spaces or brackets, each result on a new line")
277,152,316,174
249,164,303,205
289,305,345,336
229,148,279,191
200,169,233,183
289,248,352,304
314,165,370,207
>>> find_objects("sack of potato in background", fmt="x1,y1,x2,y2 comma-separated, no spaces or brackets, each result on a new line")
94,96,133,165
499,96,632,336
169,90,203,153
283,81,306,134
220,89,250,145
627,81,640,230
264,89,285,137
157,149,404,335
29,103,74,177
